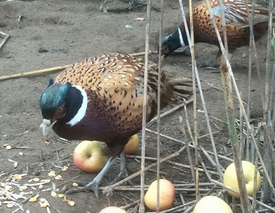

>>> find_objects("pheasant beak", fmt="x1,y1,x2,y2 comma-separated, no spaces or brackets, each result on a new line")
40,119,57,136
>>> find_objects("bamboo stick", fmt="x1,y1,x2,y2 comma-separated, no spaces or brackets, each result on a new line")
139,0,152,211
179,0,223,184
220,57,251,212
0,51,154,82
204,0,275,200
155,0,165,211
0,31,10,49
0,65,71,82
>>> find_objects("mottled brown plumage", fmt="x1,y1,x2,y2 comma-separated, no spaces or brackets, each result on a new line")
191,0,270,52
162,0,273,66
40,52,192,197
52,53,192,145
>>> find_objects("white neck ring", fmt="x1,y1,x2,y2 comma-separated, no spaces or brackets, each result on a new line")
67,85,88,126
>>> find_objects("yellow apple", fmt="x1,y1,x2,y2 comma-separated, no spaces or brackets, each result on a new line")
144,179,175,211
223,161,261,198
193,196,233,213
99,206,126,213
73,140,108,173
124,134,139,154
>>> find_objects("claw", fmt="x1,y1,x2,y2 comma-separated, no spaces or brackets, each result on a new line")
65,145,125,198
66,180,100,198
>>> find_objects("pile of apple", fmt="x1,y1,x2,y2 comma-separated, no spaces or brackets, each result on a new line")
73,134,139,173
193,161,261,212
74,137,261,212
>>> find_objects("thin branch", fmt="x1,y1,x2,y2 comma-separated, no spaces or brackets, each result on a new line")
139,0,152,211
0,31,10,49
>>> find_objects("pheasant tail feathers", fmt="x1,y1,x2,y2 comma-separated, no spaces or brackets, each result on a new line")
161,76,193,106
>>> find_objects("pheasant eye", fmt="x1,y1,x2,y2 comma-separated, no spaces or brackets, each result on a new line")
58,106,64,112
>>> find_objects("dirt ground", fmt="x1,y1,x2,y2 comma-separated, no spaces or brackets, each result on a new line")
0,0,272,212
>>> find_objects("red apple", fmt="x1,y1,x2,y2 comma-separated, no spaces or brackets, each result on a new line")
99,206,126,213
73,140,108,173
144,179,175,211
124,134,139,154
193,196,233,213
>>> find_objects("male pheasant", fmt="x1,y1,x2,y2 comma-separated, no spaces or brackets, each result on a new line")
40,52,192,198
161,0,274,67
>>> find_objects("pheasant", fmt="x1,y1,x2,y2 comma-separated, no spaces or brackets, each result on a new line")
161,0,274,67
40,52,192,198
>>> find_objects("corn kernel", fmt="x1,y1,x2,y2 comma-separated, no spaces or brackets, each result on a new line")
61,166,68,171
5,185,12,191
58,194,65,198
45,139,51,145
72,182,78,187
33,178,40,182
68,200,75,206
15,174,22,181
6,145,12,150
40,198,47,203
6,203,13,208
51,191,57,197
29,197,37,202
39,198,50,208
48,171,56,177
20,185,28,191
40,203,49,208
55,175,62,180
39,185,44,189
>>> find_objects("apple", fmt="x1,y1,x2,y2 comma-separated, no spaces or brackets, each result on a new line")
99,206,126,213
144,179,175,211
223,161,261,198
124,134,139,154
73,140,108,173
193,196,233,213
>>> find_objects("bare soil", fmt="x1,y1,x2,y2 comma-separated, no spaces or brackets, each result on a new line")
0,0,271,212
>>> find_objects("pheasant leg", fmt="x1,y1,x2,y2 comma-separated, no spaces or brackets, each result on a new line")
111,152,129,184
66,156,115,198
66,145,124,198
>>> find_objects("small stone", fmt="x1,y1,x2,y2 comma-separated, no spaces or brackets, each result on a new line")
38,47,49,53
